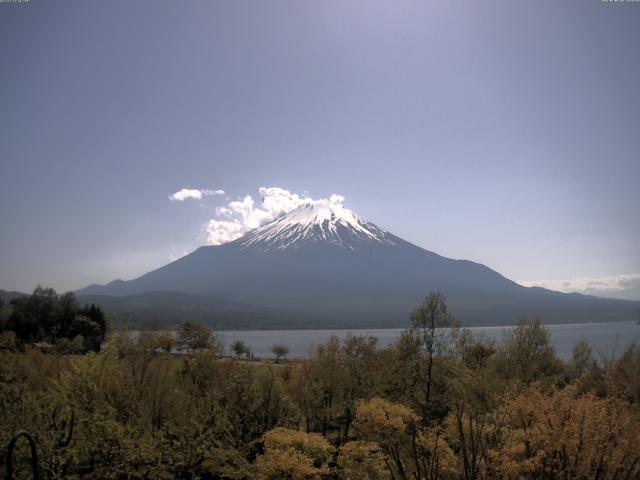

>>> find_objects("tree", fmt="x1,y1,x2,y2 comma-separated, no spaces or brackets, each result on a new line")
494,316,562,384
604,343,640,405
29,285,59,336
78,303,108,351
157,327,176,353
256,428,334,480
70,315,101,352
8,297,41,343
410,292,459,407
2,288,107,352
58,291,79,338
568,336,597,380
71,334,85,354
0,296,5,328
271,343,289,363
447,368,505,480
286,336,355,437
0,331,16,352
177,320,216,352
337,441,390,480
231,340,250,358
353,397,456,480
55,336,73,354
497,386,640,479
456,329,496,369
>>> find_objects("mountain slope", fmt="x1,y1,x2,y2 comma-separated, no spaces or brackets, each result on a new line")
77,201,640,327
0,289,29,303
76,291,311,329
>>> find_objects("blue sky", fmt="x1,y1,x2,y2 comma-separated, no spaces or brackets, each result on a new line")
1,0,639,299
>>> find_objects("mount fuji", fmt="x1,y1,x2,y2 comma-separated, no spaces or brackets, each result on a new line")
77,201,640,328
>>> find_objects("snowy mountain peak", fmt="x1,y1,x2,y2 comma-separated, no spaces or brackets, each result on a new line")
274,200,364,231
232,200,397,252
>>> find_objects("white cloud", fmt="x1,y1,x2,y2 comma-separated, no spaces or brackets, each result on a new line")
206,219,248,245
205,187,345,245
518,273,640,301
169,188,225,202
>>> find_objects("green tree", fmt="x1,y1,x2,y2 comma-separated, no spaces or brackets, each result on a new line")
57,291,79,338
568,336,597,380
231,339,250,358
79,303,108,351
3,288,107,352
71,334,85,353
410,292,459,407
456,329,496,369
494,316,562,384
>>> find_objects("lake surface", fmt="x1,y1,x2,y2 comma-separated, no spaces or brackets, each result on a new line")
218,321,640,360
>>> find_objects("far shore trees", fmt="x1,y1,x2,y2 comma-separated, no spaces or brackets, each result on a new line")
176,320,219,352
231,339,251,358
271,343,289,363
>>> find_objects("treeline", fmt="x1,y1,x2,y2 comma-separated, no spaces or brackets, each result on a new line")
0,286,108,353
1,293,640,479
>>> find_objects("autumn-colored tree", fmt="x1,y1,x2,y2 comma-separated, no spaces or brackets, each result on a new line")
337,441,390,480
339,333,378,442
287,338,347,436
256,427,334,480
2,308,639,480
157,326,176,353
446,369,507,480
373,330,425,411
176,320,220,352
286,335,378,440
497,385,640,479
353,397,457,480
604,343,640,405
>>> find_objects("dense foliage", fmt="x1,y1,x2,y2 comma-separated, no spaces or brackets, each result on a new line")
0,287,108,353
1,293,639,479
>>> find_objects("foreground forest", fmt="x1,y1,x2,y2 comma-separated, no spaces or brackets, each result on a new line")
1,293,640,479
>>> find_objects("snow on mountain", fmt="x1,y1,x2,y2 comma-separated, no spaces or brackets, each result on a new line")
233,200,397,252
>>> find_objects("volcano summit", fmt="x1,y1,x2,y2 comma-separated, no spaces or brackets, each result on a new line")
77,201,639,328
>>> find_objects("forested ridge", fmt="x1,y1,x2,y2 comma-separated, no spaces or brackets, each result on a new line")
0,286,107,354
1,293,640,479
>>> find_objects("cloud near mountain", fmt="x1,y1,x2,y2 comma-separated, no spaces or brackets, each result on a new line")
518,273,640,301
206,187,345,245
169,188,225,201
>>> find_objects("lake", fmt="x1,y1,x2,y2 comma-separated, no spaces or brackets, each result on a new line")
218,321,640,360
